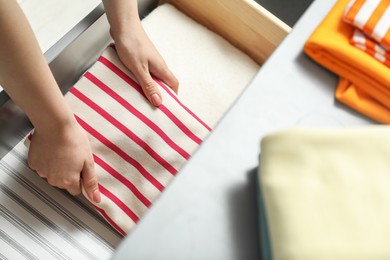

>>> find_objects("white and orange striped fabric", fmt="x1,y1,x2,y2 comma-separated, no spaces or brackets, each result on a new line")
344,0,390,50
27,45,211,235
350,29,390,66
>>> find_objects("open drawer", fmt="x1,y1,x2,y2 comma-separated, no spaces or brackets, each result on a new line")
141,0,291,126
0,0,289,159
0,0,290,259
160,0,290,65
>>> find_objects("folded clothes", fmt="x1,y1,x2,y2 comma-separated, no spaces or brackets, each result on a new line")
335,78,390,123
23,3,261,235
259,127,390,259
351,29,390,67
26,45,211,235
344,0,390,50
304,0,390,123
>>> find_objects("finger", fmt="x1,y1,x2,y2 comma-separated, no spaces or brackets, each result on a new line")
134,68,163,107
66,178,82,196
150,64,179,94
81,157,101,203
46,174,81,195
31,168,43,177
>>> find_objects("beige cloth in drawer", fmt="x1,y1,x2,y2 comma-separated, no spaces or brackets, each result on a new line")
24,4,259,235
260,127,390,259
142,4,260,127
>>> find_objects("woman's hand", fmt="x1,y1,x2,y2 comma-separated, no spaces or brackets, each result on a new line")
28,119,101,203
114,23,179,106
0,0,100,202
102,0,179,107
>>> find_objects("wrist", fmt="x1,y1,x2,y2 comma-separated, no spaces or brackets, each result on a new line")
32,104,76,136
109,17,142,43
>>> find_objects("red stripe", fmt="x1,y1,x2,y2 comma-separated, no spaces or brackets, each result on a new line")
98,56,211,131
75,115,165,191
94,154,152,207
94,205,126,236
98,56,204,144
70,88,177,175
99,184,139,223
85,72,190,160
98,56,144,95
155,79,212,131
158,105,202,145
107,45,210,131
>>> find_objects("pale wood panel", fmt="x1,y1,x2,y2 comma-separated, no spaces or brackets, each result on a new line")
17,0,100,53
159,0,291,64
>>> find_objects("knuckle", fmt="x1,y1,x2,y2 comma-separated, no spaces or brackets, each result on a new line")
61,179,73,189
83,175,98,190
68,188,81,196
46,176,57,187
143,81,156,94
27,157,37,170
37,172,45,178
84,160,95,171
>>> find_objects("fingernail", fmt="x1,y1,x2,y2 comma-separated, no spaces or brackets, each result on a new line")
93,189,101,203
151,93,162,107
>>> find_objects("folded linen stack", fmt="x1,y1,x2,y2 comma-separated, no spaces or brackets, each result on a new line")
304,0,390,123
259,127,390,259
344,0,390,67
350,29,390,67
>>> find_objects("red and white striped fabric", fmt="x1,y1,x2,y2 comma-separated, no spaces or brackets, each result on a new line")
350,29,390,66
344,0,390,50
27,45,211,235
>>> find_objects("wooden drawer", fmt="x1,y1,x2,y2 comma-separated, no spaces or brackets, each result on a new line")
159,0,291,64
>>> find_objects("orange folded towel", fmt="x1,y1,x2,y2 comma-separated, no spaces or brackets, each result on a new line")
351,29,390,67
344,0,390,50
335,79,390,123
304,0,390,123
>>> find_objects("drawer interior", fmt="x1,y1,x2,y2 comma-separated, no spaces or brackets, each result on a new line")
143,0,290,126
160,0,291,64
0,0,290,158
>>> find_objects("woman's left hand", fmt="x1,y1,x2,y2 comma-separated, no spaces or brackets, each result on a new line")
114,22,179,107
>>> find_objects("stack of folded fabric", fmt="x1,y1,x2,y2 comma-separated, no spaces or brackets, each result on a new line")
304,0,390,123
259,127,390,259
345,0,390,67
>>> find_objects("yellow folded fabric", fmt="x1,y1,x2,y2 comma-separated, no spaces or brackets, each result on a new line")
304,0,390,123
260,127,390,259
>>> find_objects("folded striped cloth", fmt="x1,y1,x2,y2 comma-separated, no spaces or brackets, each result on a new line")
26,45,211,235
344,0,390,67
260,127,390,259
350,29,390,67
304,0,390,124
344,0,390,50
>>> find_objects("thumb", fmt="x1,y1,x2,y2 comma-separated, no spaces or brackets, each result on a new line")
135,68,163,107
81,157,101,203
150,64,179,94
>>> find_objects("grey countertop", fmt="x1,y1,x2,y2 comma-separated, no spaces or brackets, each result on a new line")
112,0,373,259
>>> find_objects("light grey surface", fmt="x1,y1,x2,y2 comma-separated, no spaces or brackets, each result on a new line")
112,0,374,259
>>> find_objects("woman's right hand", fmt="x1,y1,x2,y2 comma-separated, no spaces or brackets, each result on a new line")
28,119,101,203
